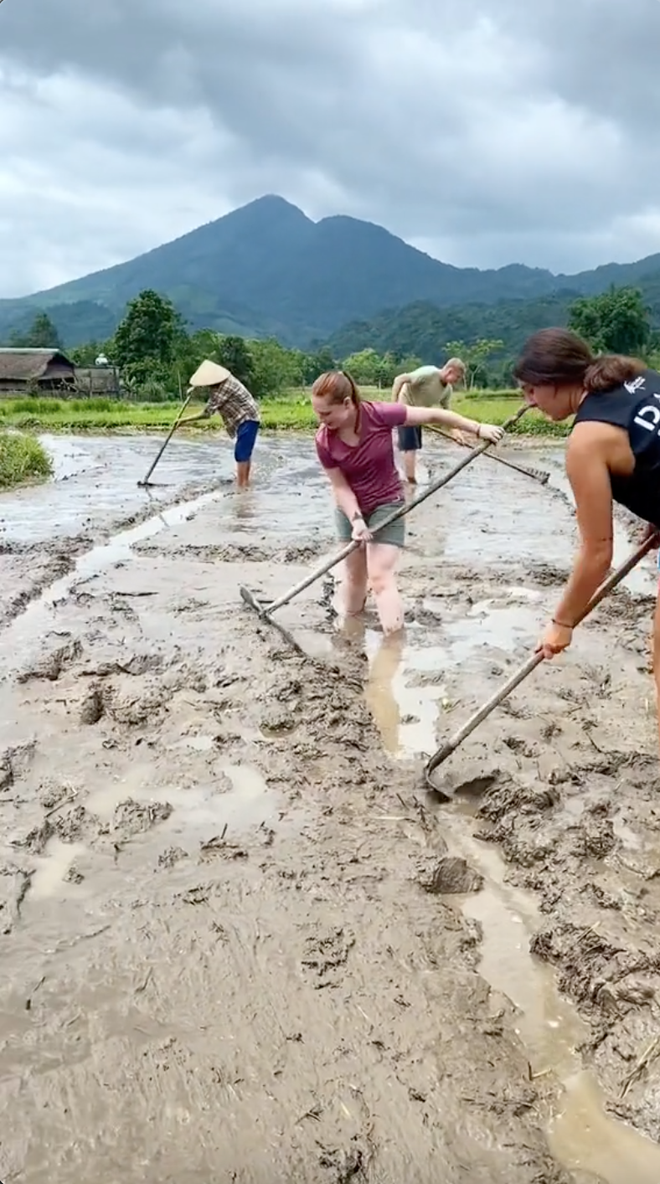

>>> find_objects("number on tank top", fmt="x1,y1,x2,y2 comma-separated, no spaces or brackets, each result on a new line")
633,404,660,433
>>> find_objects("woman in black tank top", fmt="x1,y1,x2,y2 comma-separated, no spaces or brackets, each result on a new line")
513,327,660,750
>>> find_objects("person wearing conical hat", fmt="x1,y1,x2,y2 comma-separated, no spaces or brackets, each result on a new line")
182,360,260,488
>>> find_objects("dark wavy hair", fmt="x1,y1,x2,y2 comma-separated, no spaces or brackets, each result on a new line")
513,327,645,393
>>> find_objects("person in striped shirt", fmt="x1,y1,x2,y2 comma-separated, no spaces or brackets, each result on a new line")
183,360,260,488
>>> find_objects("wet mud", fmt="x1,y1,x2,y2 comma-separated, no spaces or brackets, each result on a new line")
1,431,660,1181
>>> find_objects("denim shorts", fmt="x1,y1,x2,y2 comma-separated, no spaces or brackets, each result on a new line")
397,425,423,451
334,500,406,548
234,419,259,463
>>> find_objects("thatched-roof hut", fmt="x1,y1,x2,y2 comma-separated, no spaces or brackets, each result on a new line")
0,348,76,393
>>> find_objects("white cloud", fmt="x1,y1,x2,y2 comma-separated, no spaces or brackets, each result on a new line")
1,0,660,296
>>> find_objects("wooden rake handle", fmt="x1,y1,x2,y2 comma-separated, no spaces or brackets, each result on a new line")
425,532,660,783
259,404,529,616
138,394,192,485
426,423,549,485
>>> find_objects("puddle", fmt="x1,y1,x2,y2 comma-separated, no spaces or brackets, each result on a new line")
409,599,542,673
0,433,324,545
0,485,232,659
86,762,284,838
30,837,86,900
363,597,543,758
364,630,443,757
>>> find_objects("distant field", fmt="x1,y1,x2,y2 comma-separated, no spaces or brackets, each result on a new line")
0,388,569,437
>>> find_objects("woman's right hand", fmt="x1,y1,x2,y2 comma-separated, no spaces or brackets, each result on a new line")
478,423,504,444
351,515,372,543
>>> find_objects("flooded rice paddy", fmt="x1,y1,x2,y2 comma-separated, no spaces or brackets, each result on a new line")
1,428,660,1182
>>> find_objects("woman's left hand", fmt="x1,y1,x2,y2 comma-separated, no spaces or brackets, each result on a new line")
535,620,573,659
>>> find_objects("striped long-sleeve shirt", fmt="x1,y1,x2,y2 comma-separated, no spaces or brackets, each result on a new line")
203,376,260,438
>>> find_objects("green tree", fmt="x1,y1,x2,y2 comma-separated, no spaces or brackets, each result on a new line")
113,289,184,385
249,339,306,397
10,311,63,350
303,348,336,383
444,338,504,388
343,348,383,385
216,335,255,388
69,339,116,366
568,286,650,356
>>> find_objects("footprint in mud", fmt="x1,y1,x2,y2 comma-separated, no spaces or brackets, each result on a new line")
16,637,82,683
415,853,484,895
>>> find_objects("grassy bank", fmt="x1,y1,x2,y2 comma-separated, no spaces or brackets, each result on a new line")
0,430,53,489
0,389,569,437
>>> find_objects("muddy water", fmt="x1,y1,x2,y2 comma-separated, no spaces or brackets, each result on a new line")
1,432,323,543
1,430,660,1182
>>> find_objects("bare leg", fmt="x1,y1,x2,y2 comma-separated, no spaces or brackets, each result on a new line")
340,547,368,615
236,460,250,488
367,542,404,634
401,449,416,483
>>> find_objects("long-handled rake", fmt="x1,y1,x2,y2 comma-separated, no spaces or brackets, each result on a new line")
240,404,529,653
424,532,660,798
426,424,550,485
137,395,192,488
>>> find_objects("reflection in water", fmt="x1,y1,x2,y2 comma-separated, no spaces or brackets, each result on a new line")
363,629,444,757
364,632,405,755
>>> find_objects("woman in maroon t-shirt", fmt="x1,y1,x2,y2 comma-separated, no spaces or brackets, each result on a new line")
312,370,503,634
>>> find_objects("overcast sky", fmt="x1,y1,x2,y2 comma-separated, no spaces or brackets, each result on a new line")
1,0,660,298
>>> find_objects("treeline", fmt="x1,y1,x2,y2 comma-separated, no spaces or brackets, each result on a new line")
10,283,660,398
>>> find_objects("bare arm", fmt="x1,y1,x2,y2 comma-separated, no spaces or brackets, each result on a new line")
552,427,614,625
398,407,502,445
324,465,362,522
392,374,411,402
180,410,209,423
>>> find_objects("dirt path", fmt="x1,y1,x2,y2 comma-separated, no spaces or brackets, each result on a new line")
1,434,660,1181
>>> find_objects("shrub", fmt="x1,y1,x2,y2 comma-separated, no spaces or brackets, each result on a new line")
0,431,53,488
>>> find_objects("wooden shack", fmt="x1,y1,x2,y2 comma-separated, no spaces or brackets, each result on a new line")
0,348,76,394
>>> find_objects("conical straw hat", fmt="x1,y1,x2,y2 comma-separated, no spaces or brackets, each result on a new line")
188,359,232,388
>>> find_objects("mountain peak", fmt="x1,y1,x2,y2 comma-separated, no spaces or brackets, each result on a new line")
2,194,660,352
225,194,312,228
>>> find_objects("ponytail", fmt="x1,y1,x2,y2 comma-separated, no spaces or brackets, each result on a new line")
514,327,647,394
583,355,646,393
311,370,361,406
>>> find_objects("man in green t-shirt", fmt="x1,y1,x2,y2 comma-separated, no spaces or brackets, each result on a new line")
392,358,466,483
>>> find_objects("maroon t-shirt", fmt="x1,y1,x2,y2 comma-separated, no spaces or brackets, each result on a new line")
315,400,407,517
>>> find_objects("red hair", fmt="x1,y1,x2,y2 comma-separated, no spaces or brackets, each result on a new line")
311,370,361,406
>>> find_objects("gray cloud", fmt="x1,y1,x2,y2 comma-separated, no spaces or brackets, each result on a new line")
1,0,660,298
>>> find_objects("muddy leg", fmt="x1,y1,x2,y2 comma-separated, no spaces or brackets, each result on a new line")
367,542,404,634
236,460,250,489
340,548,368,615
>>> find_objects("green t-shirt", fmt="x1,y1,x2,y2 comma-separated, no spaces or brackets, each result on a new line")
398,366,452,408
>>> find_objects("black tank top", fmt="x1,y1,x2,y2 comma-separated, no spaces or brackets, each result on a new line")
572,369,660,527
